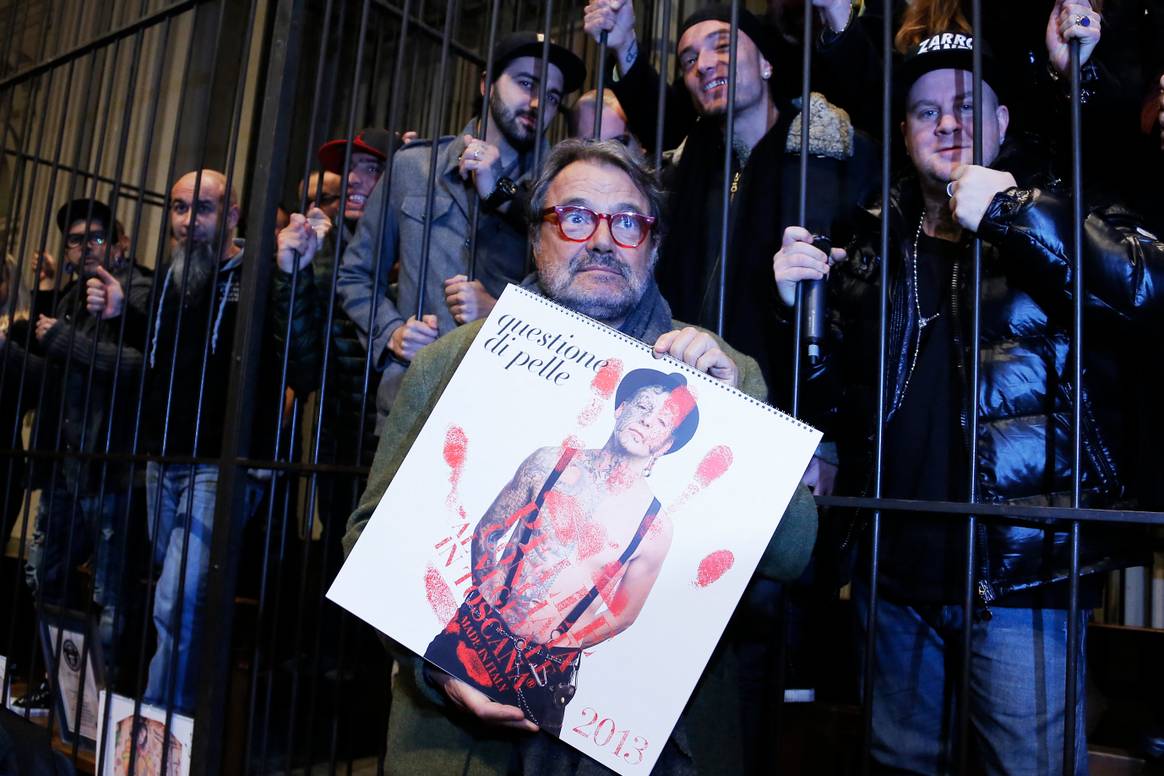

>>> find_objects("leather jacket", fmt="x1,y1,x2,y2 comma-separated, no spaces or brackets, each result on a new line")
809,174,1164,605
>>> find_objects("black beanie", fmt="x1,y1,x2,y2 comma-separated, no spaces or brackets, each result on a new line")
677,4,780,67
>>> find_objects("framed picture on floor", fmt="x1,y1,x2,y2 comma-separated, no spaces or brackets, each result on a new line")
37,604,103,745
95,691,193,776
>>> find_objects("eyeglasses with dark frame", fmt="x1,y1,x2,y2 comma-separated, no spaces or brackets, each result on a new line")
65,231,108,248
540,205,656,249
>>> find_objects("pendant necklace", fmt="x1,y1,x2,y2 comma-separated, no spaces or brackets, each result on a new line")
900,211,942,400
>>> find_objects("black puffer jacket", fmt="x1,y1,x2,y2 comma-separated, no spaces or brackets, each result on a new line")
811,174,1164,602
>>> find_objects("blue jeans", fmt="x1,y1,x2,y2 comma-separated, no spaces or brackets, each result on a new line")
25,479,128,659
854,580,1088,775
144,462,262,713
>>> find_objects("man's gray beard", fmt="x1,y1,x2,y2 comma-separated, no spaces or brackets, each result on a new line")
537,249,648,323
169,240,217,299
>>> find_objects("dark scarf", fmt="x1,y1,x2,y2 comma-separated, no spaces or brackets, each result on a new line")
520,272,675,345
658,105,795,333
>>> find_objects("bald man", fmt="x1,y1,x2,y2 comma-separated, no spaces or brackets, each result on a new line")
92,169,321,712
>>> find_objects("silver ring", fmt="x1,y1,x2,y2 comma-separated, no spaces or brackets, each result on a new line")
946,181,955,198
472,149,480,160
1075,14,1091,27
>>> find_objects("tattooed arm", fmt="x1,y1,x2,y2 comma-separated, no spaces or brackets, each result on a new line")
470,448,552,588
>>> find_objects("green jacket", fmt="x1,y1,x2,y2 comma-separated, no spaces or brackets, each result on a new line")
343,319,818,776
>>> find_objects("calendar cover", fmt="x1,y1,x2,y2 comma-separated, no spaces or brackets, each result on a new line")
329,285,820,774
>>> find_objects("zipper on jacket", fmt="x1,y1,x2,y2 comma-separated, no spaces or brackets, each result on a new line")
948,255,995,618
976,579,995,621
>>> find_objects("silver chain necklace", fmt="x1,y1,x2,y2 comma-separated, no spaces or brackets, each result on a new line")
900,211,942,401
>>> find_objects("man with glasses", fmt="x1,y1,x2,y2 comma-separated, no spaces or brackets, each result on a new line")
6,199,151,688
336,32,586,432
342,138,818,774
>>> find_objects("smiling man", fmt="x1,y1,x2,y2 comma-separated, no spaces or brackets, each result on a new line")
342,139,818,773
317,127,389,223
583,2,876,406
337,32,586,430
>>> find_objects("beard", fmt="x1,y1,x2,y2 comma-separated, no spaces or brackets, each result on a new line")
537,247,651,323
168,239,217,299
490,90,537,152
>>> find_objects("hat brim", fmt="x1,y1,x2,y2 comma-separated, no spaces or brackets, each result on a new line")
317,138,387,175
894,50,1006,115
494,42,586,95
56,198,114,235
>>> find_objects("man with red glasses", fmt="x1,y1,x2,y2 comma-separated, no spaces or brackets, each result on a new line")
342,139,818,773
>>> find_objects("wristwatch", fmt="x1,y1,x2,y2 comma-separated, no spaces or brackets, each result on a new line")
484,176,517,209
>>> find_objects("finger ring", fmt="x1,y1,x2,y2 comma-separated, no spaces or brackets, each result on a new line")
1075,14,1090,26
946,181,955,198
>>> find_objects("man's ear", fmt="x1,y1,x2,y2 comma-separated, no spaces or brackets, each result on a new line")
759,55,772,81
995,104,1010,143
480,74,487,98
227,203,240,231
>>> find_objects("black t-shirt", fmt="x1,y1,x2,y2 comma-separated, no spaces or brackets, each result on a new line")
878,232,969,604
871,233,1103,609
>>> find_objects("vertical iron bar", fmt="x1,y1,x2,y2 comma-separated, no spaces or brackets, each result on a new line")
861,4,893,774
530,0,554,178
1064,37,1084,776
413,0,459,321
592,33,608,138
652,0,671,177
714,0,739,338
351,0,413,592
791,0,813,417
282,1,371,766
958,0,985,772
466,0,501,282
295,0,336,215
191,0,305,771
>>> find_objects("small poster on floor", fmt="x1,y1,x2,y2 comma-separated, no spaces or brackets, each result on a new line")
39,606,102,744
329,285,820,775
95,691,193,776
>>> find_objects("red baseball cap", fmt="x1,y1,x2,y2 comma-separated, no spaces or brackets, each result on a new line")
317,128,391,174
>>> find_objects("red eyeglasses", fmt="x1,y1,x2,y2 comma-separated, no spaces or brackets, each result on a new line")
541,205,656,249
